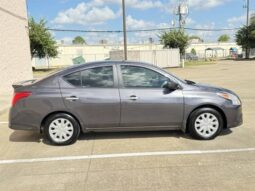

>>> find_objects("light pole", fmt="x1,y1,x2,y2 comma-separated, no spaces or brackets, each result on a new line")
122,0,128,60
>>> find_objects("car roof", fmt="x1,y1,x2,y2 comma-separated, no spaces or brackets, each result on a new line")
36,60,186,87
57,60,157,75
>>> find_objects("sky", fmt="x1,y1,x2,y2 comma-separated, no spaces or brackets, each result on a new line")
27,0,255,44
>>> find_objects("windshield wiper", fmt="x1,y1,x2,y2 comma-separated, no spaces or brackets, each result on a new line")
185,79,196,85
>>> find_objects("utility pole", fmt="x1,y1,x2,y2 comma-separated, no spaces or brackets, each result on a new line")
245,0,250,58
176,0,188,67
246,0,250,26
122,0,128,60
176,0,188,30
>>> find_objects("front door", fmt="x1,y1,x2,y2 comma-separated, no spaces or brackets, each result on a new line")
59,65,120,129
118,65,184,128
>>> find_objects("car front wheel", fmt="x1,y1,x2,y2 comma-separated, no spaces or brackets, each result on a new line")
44,113,80,145
188,108,223,140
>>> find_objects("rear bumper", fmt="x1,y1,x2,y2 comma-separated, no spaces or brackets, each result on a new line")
9,123,38,131
9,107,40,131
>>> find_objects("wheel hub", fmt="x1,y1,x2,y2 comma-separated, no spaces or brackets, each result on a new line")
194,113,219,138
48,118,74,143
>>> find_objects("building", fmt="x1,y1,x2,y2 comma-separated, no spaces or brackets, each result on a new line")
0,0,32,94
33,42,242,69
186,42,242,58
110,49,180,68
32,43,164,69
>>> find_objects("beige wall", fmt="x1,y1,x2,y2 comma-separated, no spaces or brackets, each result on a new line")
32,42,243,69
32,44,165,68
0,0,32,94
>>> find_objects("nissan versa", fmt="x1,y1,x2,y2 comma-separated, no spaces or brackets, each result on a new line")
9,61,243,145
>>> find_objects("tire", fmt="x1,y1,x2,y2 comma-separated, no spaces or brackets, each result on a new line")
44,113,80,145
188,108,223,140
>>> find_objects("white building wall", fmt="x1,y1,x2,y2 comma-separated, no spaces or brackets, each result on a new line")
110,49,180,68
32,44,164,69
0,0,32,94
32,42,242,69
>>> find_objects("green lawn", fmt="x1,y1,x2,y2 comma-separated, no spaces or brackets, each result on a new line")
184,60,216,67
33,60,216,78
33,68,60,78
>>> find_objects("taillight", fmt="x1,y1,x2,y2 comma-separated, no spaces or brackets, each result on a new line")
12,92,32,107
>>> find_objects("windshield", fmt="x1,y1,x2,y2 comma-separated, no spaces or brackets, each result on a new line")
162,68,190,84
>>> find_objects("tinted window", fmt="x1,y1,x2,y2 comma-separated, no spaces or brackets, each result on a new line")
81,66,114,88
64,72,81,86
121,65,169,88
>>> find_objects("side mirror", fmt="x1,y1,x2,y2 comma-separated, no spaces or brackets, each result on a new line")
162,81,179,90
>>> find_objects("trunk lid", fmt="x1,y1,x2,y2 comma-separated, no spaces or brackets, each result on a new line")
12,79,37,90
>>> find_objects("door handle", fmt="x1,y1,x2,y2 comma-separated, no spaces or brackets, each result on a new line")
65,96,79,101
129,95,138,101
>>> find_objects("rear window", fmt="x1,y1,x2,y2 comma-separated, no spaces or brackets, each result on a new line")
64,72,81,86
63,66,114,88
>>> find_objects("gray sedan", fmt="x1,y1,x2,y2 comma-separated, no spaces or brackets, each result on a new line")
9,61,243,145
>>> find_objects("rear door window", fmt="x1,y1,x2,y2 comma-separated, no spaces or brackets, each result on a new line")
81,66,114,88
63,66,114,88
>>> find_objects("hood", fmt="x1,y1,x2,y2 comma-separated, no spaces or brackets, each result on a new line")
191,82,235,94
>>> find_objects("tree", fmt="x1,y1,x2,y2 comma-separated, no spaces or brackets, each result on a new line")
218,34,230,42
191,48,196,55
160,30,189,55
236,23,255,59
189,35,203,42
250,15,255,25
29,18,58,58
72,36,86,45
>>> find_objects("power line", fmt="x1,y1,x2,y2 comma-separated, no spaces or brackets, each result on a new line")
185,27,240,31
46,27,241,33
0,6,27,21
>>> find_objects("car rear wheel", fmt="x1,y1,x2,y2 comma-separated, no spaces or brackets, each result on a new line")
188,108,223,140
44,113,80,145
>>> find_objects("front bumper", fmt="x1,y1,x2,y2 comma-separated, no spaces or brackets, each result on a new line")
224,104,243,128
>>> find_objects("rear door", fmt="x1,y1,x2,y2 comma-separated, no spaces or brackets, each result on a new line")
59,64,120,129
118,64,184,128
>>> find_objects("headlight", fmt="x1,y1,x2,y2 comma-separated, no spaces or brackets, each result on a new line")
217,92,241,105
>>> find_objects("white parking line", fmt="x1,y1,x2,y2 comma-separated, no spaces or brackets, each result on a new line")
0,122,8,124
0,147,255,165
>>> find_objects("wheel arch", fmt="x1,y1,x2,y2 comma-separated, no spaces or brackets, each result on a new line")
40,111,82,133
185,104,227,133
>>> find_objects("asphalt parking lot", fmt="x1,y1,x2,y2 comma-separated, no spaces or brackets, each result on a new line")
0,60,255,191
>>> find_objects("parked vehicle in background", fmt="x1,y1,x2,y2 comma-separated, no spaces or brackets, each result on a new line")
185,53,199,61
9,61,242,145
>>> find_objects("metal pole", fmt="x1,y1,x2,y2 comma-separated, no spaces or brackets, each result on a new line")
122,0,128,60
245,0,250,58
246,0,250,26
179,10,182,29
